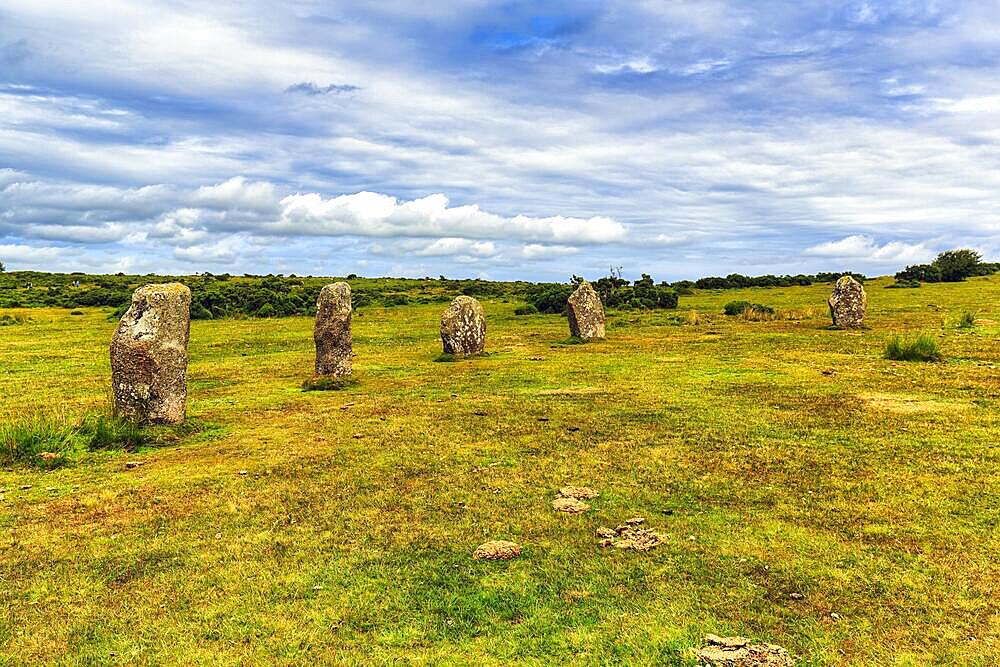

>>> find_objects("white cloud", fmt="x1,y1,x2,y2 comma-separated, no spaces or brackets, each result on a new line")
274,191,626,244
520,244,579,259
803,235,936,264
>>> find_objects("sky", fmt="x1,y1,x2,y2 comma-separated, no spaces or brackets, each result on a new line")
1,0,999,281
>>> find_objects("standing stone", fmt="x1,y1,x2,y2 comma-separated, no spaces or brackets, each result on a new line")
828,275,867,328
440,296,486,356
567,281,606,341
314,282,353,376
110,283,191,425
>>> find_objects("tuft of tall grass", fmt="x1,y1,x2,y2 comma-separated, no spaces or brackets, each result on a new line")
884,333,943,362
957,311,976,329
1,411,158,468
82,413,150,451
0,412,75,469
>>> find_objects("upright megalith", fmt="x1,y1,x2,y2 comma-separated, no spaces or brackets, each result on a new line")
110,283,191,425
314,282,353,376
828,275,867,328
440,296,486,356
567,282,606,341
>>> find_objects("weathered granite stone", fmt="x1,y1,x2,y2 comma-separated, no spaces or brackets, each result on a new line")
696,634,794,666
828,275,867,328
567,282,606,340
110,283,191,425
314,282,353,376
440,296,486,356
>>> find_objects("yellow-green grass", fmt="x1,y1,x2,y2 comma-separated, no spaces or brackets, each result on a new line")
2,276,1000,664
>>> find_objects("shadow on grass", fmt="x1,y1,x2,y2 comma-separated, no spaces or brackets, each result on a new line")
302,376,360,392
434,351,493,363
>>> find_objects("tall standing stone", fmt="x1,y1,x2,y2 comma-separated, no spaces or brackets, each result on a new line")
314,282,353,377
828,275,867,328
440,296,486,356
110,283,191,425
567,281,606,341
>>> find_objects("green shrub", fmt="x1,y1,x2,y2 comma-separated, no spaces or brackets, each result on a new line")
514,304,538,316
884,333,942,362
886,280,921,289
957,311,976,329
0,314,28,326
724,301,774,316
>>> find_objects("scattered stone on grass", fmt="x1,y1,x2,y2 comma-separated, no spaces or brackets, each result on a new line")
828,275,866,329
559,486,599,500
473,540,522,561
125,461,143,469
552,485,599,513
110,283,191,425
696,635,794,667
596,518,664,551
552,497,591,513
529,355,546,361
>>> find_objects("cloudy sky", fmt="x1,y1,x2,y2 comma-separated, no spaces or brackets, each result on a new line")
1,1,998,280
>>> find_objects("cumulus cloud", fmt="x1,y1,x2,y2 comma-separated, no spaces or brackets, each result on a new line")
273,192,626,243
803,235,936,264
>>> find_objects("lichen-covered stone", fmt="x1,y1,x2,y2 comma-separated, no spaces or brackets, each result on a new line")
110,283,191,425
828,275,867,328
440,296,486,356
314,282,353,377
696,634,794,666
472,540,521,560
567,282,606,341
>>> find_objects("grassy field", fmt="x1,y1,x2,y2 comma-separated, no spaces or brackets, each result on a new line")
2,276,1000,665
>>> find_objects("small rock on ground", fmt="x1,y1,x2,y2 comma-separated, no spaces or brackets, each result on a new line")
596,519,664,551
696,634,794,666
559,486,599,500
473,540,522,561
552,497,591,513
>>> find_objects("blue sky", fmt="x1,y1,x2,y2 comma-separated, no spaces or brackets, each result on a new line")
1,0,998,280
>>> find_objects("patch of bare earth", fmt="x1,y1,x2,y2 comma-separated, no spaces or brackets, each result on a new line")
860,392,969,414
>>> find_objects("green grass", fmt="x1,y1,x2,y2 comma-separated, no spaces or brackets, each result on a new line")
884,333,943,362
2,276,1000,663
957,310,977,329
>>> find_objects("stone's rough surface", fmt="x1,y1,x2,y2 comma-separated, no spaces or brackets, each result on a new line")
472,540,521,560
552,497,590,513
110,283,191,425
696,635,794,666
828,275,867,328
440,296,486,356
314,282,353,376
567,282,606,340
559,486,599,500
